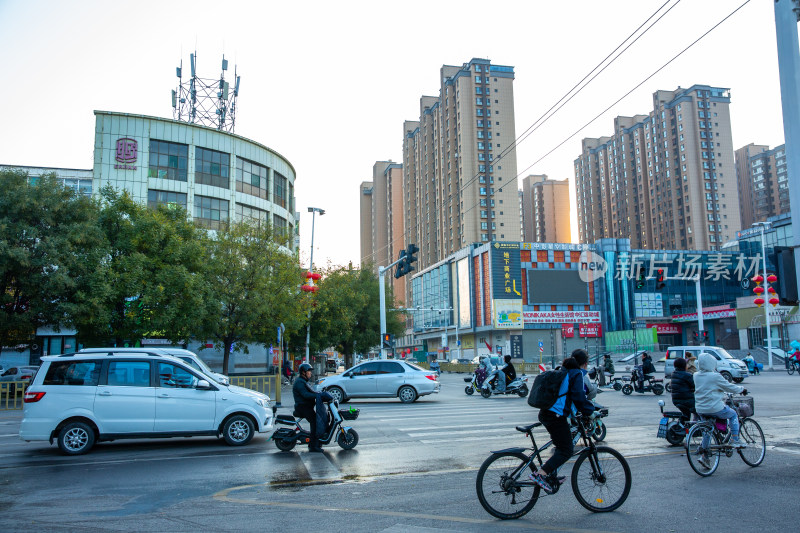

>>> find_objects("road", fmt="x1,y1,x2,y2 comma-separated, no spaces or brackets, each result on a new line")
1,371,799,531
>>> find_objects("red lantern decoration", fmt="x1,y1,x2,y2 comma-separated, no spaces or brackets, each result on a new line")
768,287,777,295
305,272,313,279
301,285,313,292
752,275,764,285
310,272,322,281
753,286,765,295
767,274,777,284
754,297,765,307
769,297,780,307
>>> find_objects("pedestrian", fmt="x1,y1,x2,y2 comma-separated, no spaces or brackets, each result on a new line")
686,355,698,374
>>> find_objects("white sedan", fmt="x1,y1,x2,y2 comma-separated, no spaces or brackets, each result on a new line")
316,360,439,403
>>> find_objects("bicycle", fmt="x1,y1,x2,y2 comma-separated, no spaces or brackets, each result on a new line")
786,358,800,375
475,413,631,519
685,393,765,477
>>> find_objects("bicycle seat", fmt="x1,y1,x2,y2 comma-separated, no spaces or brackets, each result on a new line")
516,422,542,433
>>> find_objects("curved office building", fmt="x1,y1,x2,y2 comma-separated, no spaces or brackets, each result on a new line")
93,111,296,244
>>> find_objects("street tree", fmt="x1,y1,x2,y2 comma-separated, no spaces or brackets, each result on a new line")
79,187,210,347
0,170,105,348
201,221,304,374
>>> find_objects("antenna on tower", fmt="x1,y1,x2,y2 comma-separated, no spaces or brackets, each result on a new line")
173,50,240,132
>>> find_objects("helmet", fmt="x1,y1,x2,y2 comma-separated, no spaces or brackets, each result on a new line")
298,363,312,373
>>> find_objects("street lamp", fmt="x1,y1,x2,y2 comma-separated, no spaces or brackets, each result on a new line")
305,207,325,363
753,221,774,370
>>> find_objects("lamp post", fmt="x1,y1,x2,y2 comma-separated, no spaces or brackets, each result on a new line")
753,221,774,370
305,207,325,363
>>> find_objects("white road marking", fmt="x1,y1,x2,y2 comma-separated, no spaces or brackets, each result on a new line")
298,451,342,480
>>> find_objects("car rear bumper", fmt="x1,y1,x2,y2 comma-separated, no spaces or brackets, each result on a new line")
19,418,55,441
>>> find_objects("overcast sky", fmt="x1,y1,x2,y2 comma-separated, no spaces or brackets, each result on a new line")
0,0,788,268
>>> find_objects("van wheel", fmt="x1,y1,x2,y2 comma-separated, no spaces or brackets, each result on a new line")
57,421,96,455
223,415,254,446
720,371,733,383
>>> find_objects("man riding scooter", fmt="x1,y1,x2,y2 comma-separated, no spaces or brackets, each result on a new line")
293,363,324,453
489,355,516,392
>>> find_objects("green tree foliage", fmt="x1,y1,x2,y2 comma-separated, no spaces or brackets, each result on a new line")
0,170,105,348
79,187,211,347
306,264,404,368
201,221,305,374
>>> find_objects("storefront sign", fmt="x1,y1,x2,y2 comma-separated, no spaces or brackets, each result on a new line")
493,299,523,329
510,335,523,358
561,323,575,338
579,323,603,338
114,137,138,170
491,242,522,299
524,310,601,324
672,307,735,322
646,323,682,334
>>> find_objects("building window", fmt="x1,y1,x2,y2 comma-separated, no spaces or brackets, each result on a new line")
273,214,287,232
195,147,230,189
274,171,288,209
235,203,268,226
148,140,188,182
236,158,269,200
148,189,187,211
193,195,229,230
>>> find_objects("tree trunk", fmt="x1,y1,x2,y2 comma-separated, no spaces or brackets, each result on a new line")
222,339,233,375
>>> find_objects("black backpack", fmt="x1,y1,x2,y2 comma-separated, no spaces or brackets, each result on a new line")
527,369,569,409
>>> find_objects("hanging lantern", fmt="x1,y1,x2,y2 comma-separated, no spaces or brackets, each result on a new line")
768,287,777,295
305,272,314,279
769,297,780,307
301,284,314,292
310,272,322,281
767,274,778,284
753,286,765,295
752,275,764,285
754,297,765,307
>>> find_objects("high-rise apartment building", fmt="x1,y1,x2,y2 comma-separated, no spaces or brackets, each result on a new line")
358,161,407,300
575,85,741,251
735,143,789,228
521,174,571,243
403,58,520,271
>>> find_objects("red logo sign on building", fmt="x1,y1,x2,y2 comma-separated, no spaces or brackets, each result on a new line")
114,138,138,170
561,323,575,338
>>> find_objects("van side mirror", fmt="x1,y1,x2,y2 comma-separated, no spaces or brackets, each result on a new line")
197,379,213,390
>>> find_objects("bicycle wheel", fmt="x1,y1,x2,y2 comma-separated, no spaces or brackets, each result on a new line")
738,418,766,467
476,452,540,520
571,446,631,513
788,362,795,375
686,424,720,477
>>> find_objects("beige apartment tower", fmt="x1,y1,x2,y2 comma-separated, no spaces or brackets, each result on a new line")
521,174,571,243
735,143,789,228
403,58,520,271
575,85,741,251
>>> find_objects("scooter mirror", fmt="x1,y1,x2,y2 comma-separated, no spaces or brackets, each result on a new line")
658,400,665,406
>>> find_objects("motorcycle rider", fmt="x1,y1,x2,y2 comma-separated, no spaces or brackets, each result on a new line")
292,363,323,453
530,355,596,493
670,357,695,420
694,353,748,467
573,349,598,401
637,352,656,392
498,355,517,392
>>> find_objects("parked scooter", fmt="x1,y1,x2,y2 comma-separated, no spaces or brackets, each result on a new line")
571,406,609,442
271,398,359,451
621,365,665,395
480,373,530,398
657,399,692,446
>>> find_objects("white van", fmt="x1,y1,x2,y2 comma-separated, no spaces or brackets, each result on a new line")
78,347,229,385
20,352,274,455
664,346,748,382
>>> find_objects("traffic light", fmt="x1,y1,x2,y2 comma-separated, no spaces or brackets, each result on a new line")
635,266,646,289
656,269,666,290
381,333,392,350
394,249,409,279
774,246,799,305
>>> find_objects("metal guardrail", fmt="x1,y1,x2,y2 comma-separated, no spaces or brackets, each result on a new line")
228,374,281,403
0,381,26,411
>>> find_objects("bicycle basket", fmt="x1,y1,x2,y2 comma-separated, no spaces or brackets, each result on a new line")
339,408,360,420
730,396,754,418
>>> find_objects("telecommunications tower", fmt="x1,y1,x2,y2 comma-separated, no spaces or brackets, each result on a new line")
172,51,241,133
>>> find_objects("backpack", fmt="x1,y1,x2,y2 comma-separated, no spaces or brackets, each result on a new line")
527,369,569,409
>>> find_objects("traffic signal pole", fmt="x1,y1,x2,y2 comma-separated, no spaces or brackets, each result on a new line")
378,255,408,359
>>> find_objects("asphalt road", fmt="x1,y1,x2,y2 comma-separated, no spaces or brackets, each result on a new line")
1,370,799,532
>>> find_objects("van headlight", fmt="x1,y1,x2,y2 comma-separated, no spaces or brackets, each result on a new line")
255,398,269,408
729,362,739,368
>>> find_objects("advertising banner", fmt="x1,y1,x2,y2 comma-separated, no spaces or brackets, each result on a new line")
604,328,658,352
579,323,603,338
493,299,523,329
646,323,682,334
491,242,522,299
524,310,601,324
561,323,575,338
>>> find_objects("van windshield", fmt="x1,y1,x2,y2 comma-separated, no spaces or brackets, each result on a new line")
715,349,735,359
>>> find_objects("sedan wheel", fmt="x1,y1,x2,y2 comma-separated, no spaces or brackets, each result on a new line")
398,385,417,403
327,387,345,403
223,415,254,446
720,371,733,383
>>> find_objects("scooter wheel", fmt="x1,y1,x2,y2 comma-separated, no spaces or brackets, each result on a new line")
613,382,622,391
480,388,492,399
653,384,665,396
622,384,633,395
517,384,529,397
665,381,672,393
275,438,296,452
337,428,359,450
465,386,475,395
665,423,684,446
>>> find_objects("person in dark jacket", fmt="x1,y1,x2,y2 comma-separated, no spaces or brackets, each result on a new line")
501,355,517,387
637,352,656,391
292,363,323,452
670,357,695,419
530,354,597,493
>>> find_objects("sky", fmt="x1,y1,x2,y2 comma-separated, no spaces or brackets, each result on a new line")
0,0,789,269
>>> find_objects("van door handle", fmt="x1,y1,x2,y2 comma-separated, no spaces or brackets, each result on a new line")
158,393,170,398
98,391,111,396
